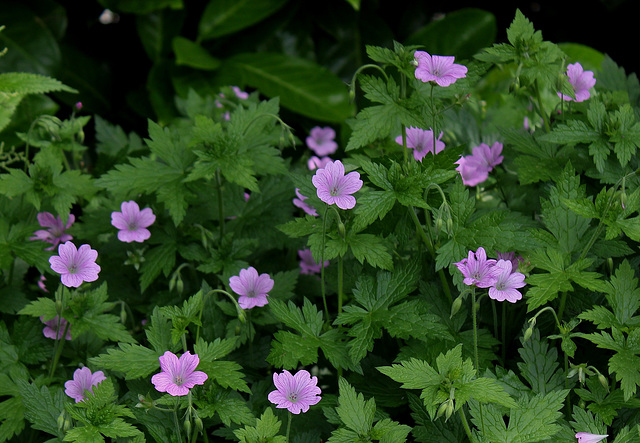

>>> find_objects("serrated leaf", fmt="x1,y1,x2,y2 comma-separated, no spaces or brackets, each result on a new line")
89,344,160,379
335,378,375,435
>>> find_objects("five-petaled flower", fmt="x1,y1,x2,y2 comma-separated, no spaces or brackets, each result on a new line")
49,241,101,288
414,50,467,87
559,63,596,103
488,260,527,303
455,141,504,186
111,201,156,243
298,249,329,275
293,188,318,216
229,267,274,309
41,315,72,340
268,369,322,414
312,160,363,210
151,351,208,397
306,126,338,156
31,212,75,251
454,246,498,288
395,127,445,162
65,367,106,402
575,432,608,443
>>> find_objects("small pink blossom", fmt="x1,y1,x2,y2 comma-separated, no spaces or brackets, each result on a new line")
65,367,106,402
575,433,608,443
312,160,363,210
229,267,274,309
293,188,318,216
306,126,338,156
31,212,75,251
308,156,332,171
454,246,498,288
268,369,321,414
38,274,49,292
559,63,596,102
455,142,503,186
49,241,101,288
111,201,156,243
395,127,445,161
298,249,329,274
414,51,467,87
151,351,208,397
232,86,249,99
41,315,72,340
488,260,526,303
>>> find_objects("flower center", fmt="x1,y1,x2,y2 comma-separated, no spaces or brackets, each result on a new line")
128,222,138,231
287,392,298,403
330,186,340,196
174,376,184,386
247,290,256,298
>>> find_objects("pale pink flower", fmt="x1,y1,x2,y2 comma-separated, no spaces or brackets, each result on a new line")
49,241,101,288
455,155,490,186
232,86,249,99
414,51,467,87
559,63,596,102
229,267,274,310
268,369,321,414
496,251,523,272
488,260,526,303
298,249,329,274
395,127,445,161
31,212,75,251
454,246,498,288
41,315,72,340
111,201,156,243
575,433,608,443
293,188,318,216
65,367,106,402
151,351,208,397
308,156,332,171
306,127,338,156
312,160,363,210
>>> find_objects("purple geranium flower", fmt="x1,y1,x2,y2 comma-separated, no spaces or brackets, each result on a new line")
229,267,274,310
308,155,332,171
306,126,338,156
293,188,318,216
488,260,526,303
31,212,75,251
455,142,503,186
151,351,208,397
575,433,608,443
268,369,322,414
559,63,596,103
496,251,523,273
298,249,329,275
41,315,72,340
111,201,156,243
395,127,445,161
414,51,468,87
49,241,101,288
312,160,363,210
454,246,498,288
64,367,106,402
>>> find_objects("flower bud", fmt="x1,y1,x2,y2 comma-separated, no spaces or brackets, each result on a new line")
620,191,627,210
184,418,191,436
523,326,533,342
436,400,449,420
450,296,463,318
57,411,66,431
338,221,346,238
120,304,127,325
176,277,184,295
598,373,609,392
195,416,204,432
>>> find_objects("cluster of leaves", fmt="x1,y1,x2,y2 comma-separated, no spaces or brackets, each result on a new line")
2,2,640,443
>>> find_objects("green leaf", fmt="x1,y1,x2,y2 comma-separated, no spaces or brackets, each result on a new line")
202,360,249,393
224,53,352,123
0,72,76,95
234,407,285,443
99,0,183,14
198,0,289,40
0,397,25,442
172,36,220,71
17,380,65,439
347,232,393,270
335,378,375,435
517,328,565,395
89,343,160,379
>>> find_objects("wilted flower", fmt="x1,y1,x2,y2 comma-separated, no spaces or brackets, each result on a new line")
293,188,318,216
65,367,106,402
229,267,274,309
49,241,101,288
268,369,321,414
151,351,208,397
111,201,156,243
575,433,608,443
298,249,329,274
31,212,75,251
454,246,498,288
41,315,72,340
306,126,338,156
559,62,596,102
395,127,445,161
488,260,526,303
414,51,467,87
312,160,363,210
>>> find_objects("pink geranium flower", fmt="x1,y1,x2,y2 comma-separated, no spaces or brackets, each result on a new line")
308,156,332,171
293,188,318,216
268,369,322,414
312,160,363,210
298,249,329,274
64,367,106,402
559,63,596,102
414,51,467,87
49,241,101,288
229,267,274,309
111,201,156,243
455,142,503,186
30,212,75,251
395,127,445,162
575,433,608,443
151,351,208,397
232,86,249,99
454,246,498,288
488,260,526,303
41,315,72,340
306,126,338,156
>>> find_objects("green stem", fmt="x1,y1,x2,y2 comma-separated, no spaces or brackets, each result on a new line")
181,333,188,354
501,302,507,364
471,287,479,372
285,411,292,443
48,321,70,378
320,206,330,323
458,406,474,442
216,169,225,243
173,398,182,443
534,79,551,132
557,291,567,322
337,255,344,315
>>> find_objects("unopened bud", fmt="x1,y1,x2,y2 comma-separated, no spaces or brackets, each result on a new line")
446,217,453,236
195,416,204,432
620,191,627,210
57,411,66,431
450,296,463,318
598,374,609,392
436,400,449,420
523,326,533,342
434,215,443,236
338,221,346,238
349,86,356,103
176,277,184,295
184,418,191,436
120,304,127,325
75,102,83,111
